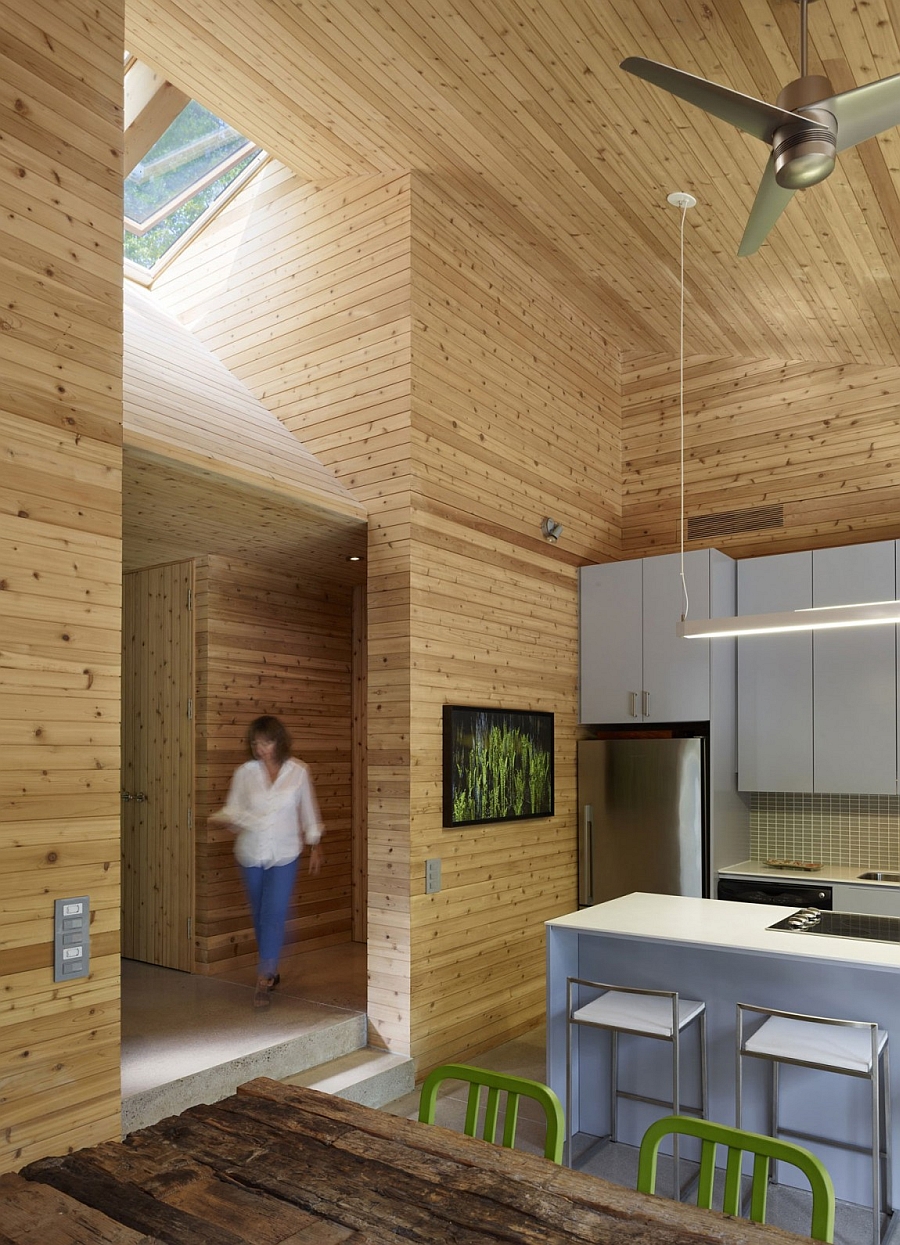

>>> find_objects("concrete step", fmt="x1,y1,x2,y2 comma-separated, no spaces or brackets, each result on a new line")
282,1046,415,1108
122,981,368,1134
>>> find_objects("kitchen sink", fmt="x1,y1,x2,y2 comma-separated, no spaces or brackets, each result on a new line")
858,871,900,882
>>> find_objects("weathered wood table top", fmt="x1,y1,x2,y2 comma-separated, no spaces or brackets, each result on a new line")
8,1077,814,1244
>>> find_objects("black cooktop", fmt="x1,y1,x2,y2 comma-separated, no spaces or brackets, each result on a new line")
768,908,900,944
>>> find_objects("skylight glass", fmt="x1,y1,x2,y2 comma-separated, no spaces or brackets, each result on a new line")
124,100,261,272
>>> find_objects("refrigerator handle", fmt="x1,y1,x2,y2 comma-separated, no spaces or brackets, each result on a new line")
580,804,594,906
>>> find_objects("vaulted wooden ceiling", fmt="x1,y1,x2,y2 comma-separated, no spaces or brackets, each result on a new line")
123,283,367,578
126,0,900,367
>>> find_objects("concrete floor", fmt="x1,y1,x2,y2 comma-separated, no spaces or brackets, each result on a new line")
121,941,367,1129
122,941,367,1090
213,941,368,1011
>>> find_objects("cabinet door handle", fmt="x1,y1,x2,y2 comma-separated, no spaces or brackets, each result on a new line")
629,691,638,717
643,690,650,717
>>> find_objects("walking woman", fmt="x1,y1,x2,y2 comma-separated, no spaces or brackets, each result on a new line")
211,715,323,1007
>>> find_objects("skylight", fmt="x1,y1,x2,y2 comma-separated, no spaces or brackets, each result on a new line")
124,100,262,273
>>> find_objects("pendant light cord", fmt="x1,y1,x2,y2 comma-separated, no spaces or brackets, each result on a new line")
678,203,689,624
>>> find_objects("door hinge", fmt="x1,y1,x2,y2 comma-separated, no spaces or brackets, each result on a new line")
187,806,193,831
187,588,193,610
187,917,192,939
187,698,193,720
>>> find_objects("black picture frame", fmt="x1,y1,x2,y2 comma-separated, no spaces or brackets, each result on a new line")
442,705,554,828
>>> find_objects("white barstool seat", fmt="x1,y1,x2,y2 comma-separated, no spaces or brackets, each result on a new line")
566,977,708,1193
737,1003,892,1245
573,992,706,1037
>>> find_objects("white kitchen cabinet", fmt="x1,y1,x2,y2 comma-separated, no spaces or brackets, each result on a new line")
813,541,896,794
579,549,732,724
831,884,900,918
737,552,813,792
737,541,898,794
579,559,643,723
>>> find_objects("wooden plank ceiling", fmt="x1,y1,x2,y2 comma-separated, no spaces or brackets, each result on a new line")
123,282,367,579
125,0,900,367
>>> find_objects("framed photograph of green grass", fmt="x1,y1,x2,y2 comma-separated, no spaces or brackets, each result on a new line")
442,705,554,827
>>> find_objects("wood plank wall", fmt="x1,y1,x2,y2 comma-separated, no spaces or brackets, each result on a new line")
0,0,123,1172
154,167,414,1044
193,555,354,974
621,355,900,558
153,164,621,1064
351,584,367,942
404,175,619,1070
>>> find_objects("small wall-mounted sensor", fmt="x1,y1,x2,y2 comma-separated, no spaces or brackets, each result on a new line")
541,517,563,543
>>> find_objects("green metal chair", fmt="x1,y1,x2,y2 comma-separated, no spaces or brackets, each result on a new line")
637,1114,835,1242
417,1062,565,1163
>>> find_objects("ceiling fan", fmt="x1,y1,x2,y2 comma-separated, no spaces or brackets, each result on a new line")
621,0,900,255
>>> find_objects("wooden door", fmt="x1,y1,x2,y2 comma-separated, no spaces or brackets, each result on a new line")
122,561,194,971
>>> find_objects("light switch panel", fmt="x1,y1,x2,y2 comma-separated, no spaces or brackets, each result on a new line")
54,896,89,982
425,858,442,894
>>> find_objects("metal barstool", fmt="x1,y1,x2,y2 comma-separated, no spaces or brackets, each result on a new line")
566,977,708,1194
737,1002,892,1245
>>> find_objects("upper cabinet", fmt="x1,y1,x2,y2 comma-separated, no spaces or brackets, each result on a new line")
737,551,813,792
737,540,898,794
813,542,896,795
579,549,734,724
579,558,643,723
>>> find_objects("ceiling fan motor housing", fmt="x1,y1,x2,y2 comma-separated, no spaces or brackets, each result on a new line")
773,75,837,188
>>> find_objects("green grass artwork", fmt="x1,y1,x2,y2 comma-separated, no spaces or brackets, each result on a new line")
447,707,553,825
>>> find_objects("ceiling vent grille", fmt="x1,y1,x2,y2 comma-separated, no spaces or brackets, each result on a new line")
688,503,784,541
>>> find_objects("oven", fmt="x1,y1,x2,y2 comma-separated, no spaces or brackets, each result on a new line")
717,876,833,910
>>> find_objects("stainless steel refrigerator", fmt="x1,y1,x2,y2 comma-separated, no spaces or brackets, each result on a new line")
577,737,708,906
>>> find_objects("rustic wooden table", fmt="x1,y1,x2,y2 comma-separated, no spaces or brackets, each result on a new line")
9,1077,814,1243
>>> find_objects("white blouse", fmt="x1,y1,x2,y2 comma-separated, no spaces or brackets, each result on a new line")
220,757,323,868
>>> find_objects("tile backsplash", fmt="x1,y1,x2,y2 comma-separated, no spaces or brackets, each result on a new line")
750,792,900,870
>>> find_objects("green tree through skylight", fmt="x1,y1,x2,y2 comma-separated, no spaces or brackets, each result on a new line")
124,100,261,272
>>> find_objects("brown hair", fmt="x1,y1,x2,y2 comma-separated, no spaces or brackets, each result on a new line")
247,715,292,764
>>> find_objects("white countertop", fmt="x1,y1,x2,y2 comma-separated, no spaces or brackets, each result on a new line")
546,892,900,970
719,859,900,886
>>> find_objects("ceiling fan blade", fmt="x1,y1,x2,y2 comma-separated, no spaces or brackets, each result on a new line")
738,155,796,256
621,56,816,143
816,72,900,152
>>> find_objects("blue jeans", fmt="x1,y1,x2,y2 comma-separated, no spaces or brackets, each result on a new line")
240,858,299,978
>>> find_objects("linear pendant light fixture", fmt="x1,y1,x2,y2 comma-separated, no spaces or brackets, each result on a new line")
666,194,900,640
680,600,900,639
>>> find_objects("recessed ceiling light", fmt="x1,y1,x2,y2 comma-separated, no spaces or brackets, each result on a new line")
347,555,363,562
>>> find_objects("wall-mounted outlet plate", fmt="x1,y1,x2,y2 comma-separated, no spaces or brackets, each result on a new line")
54,896,89,982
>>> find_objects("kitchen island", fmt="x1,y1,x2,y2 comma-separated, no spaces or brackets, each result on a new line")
546,893,900,1209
